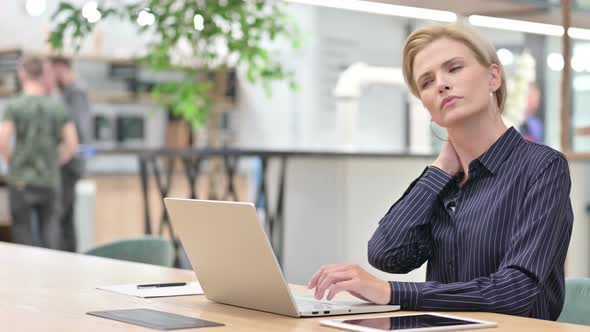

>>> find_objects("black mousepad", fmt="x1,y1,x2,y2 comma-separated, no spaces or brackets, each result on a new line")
87,308,224,330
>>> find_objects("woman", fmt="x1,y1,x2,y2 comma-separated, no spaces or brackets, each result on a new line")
307,24,573,321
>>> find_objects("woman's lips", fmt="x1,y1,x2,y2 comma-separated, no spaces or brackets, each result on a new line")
441,96,462,110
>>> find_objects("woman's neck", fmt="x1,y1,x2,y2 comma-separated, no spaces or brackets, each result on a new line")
447,110,508,182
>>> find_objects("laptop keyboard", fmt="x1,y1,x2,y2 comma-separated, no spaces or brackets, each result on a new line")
294,297,347,311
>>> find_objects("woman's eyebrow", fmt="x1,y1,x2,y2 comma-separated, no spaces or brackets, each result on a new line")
442,56,464,67
416,56,465,84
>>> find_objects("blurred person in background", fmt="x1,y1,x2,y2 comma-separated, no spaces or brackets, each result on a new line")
0,55,78,249
50,56,91,252
519,82,544,143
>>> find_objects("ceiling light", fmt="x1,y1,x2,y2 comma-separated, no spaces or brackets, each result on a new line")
547,53,564,71
497,48,514,66
194,14,204,31
25,0,46,17
86,11,101,23
284,0,457,22
469,15,564,36
469,16,590,41
82,1,102,23
137,9,155,26
82,1,97,18
568,28,590,40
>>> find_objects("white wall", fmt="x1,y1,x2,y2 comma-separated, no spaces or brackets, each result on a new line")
545,36,563,150
236,5,409,150
567,160,590,278
234,4,317,148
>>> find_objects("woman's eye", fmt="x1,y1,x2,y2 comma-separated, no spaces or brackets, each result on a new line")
450,65,463,72
421,80,432,89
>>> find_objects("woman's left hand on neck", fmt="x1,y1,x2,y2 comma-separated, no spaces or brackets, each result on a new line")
432,141,463,176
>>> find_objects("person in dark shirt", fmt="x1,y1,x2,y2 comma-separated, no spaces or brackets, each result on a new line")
49,56,91,252
0,55,79,249
307,24,572,321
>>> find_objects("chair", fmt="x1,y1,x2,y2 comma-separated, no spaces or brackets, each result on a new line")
558,278,590,326
84,236,175,267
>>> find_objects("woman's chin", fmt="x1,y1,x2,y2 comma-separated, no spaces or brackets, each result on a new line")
439,109,475,128
438,115,462,128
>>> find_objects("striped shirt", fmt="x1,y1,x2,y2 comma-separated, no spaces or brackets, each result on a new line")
368,127,573,320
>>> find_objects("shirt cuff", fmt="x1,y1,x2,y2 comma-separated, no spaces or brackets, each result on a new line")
414,166,454,194
389,281,426,310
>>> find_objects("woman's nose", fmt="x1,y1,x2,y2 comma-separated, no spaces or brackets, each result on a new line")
438,81,451,94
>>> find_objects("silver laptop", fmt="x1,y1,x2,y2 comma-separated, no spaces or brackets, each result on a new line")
164,198,400,317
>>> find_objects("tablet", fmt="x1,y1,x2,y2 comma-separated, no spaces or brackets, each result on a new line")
320,313,497,332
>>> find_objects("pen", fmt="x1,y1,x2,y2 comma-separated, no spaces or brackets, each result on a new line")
137,282,188,289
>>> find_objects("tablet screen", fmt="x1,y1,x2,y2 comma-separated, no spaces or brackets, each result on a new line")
340,314,480,331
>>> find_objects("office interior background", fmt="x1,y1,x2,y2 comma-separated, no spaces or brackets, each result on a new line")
0,0,589,288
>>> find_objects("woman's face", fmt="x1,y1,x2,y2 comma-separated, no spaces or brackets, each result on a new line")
412,37,501,128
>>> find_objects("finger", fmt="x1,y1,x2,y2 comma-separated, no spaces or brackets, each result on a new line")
309,264,350,290
315,271,354,300
307,264,345,288
314,268,336,294
307,269,324,289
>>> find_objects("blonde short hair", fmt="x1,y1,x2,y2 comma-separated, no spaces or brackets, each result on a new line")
402,24,507,112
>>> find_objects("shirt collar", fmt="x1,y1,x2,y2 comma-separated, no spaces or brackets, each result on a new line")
475,127,523,175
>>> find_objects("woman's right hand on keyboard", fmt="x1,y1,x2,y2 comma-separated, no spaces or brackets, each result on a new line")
307,263,391,304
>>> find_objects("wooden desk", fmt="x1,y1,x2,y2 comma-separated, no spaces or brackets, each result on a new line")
1,242,588,331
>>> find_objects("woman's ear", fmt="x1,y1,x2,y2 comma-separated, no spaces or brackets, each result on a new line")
489,64,502,92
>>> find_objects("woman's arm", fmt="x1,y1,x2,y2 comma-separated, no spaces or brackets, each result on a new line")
368,165,453,273
369,141,461,273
